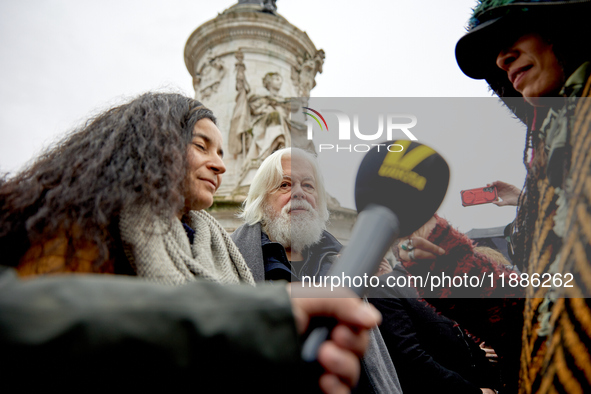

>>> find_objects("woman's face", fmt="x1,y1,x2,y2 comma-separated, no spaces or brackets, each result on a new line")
496,32,564,104
182,118,226,214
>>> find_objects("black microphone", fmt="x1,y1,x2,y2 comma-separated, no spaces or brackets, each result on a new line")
301,140,449,362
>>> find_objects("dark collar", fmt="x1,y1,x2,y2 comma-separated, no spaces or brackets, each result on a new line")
182,223,195,244
260,231,342,281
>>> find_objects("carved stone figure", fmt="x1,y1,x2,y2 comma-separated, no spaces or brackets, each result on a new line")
292,49,325,98
193,50,226,101
245,72,291,161
228,49,251,158
262,0,278,13
237,0,278,13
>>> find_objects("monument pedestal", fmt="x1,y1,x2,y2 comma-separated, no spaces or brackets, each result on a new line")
185,1,357,243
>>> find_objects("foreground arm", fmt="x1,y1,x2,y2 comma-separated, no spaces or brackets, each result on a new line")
0,267,377,393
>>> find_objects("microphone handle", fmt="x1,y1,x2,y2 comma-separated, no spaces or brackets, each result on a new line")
329,204,400,297
301,204,400,362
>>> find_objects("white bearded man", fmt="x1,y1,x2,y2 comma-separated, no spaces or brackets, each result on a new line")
231,147,402,394
232,147,333,281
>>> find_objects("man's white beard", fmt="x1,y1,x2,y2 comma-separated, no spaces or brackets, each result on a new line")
263,199,325,254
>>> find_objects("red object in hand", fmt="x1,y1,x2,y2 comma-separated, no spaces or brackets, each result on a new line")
460,186,498,207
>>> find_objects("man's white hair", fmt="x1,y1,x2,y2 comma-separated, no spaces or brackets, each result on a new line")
239,147,329,226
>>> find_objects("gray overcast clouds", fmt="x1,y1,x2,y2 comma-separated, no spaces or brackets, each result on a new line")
0,0,526,232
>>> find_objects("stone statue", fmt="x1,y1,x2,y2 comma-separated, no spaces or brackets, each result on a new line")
262,0,278,13
228,49,251,158
245,72,291,161
193,50,226,101
292,49,325,97
238,0,277,13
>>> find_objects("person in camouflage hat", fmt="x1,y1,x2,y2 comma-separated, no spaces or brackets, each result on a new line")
391,1,591,392
455,1,591,393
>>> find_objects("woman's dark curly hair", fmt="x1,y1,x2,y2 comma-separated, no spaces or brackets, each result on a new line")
0,92,216,270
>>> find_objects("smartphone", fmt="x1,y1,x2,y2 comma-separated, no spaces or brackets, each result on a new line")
460,185,498,207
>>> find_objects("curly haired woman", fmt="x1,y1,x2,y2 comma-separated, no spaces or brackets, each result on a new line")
0,92,254,285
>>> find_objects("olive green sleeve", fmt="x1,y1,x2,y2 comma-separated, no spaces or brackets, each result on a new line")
0,267,307,390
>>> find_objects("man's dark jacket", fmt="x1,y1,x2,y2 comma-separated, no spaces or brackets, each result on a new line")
231,222,338,282
370,264,499,394
231,222,403,394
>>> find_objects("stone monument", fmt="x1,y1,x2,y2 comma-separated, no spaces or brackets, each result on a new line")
184,1,355,241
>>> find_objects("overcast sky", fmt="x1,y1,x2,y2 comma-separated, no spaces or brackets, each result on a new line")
0,0,527,232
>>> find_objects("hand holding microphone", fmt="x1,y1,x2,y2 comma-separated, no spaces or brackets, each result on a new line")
301,140,449,362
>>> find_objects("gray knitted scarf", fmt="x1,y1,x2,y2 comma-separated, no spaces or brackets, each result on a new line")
119,204,255,286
